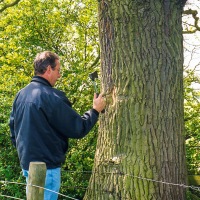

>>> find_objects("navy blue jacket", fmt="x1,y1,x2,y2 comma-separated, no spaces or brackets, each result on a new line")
9,76,99,170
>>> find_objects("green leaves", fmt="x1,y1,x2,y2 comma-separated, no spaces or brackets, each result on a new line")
0,0,99,198
184,70,200,175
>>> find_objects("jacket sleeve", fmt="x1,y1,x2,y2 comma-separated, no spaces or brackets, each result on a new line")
49,99,99,139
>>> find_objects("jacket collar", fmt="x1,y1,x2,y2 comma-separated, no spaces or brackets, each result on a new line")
31,76,52,87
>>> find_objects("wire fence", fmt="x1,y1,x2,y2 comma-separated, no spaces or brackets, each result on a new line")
1,170,200,200
0,180,78,200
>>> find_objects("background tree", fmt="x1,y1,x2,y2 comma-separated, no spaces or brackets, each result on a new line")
0,0,99,198
84,1,187,199
182,2,200,198
184,70,200,173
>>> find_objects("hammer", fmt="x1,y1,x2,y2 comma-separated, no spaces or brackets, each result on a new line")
89,71,99,95
89,71,105,113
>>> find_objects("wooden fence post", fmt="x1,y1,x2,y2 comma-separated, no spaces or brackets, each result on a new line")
27,162,46,200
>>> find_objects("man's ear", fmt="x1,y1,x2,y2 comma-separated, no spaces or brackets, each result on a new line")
46,65,51,74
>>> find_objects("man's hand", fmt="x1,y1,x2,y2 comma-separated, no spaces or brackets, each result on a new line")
93,93,106,113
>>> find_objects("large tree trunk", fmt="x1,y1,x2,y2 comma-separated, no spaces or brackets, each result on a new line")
84,1,186,199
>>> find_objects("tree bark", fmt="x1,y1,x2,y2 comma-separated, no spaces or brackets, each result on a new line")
84,1,187,199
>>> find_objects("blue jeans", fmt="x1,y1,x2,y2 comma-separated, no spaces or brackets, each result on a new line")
22,168,61,200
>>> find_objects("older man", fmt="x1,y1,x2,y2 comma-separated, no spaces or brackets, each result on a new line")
9,51,106,200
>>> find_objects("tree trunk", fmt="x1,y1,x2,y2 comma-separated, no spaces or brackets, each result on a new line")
84,1,187,199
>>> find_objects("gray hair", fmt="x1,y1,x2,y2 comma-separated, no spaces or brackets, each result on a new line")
33,51,59,75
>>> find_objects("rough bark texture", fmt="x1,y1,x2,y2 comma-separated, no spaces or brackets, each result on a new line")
84,1,186,199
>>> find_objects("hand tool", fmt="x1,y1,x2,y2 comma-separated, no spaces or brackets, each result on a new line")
89,71,105,113
89,71,99,95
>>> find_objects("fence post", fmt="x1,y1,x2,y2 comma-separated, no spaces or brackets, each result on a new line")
27,162,46,200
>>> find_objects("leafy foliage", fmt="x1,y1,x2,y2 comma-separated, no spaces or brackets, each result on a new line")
0,0,99,198
184,70,200,175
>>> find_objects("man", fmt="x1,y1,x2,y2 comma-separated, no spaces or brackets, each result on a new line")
9,51,106,199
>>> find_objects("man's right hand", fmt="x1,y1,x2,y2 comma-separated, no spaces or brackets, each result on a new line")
93,93,106,113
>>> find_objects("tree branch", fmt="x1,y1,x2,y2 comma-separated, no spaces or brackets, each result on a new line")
0,0,21,12
183,9,200,34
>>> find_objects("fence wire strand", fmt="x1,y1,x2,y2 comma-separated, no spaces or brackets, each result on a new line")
0,170,200,199
63,170,200,192
0,180,79,200
0,194,23,200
